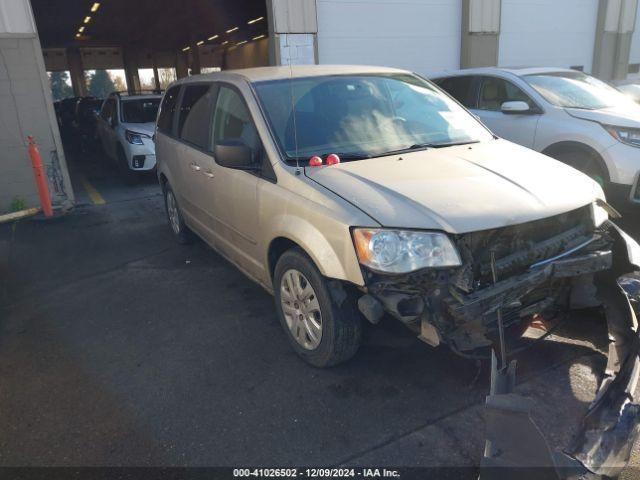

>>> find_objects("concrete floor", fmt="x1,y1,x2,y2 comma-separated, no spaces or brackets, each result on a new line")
1,149,640,476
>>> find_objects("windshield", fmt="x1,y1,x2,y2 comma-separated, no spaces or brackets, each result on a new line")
254,74,493,162
121,98,161,123
524,71,628,110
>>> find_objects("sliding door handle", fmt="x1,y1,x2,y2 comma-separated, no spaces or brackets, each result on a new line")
189,162,201,172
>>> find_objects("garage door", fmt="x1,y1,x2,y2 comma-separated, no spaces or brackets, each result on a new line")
498,0,599,73
316,0,462,76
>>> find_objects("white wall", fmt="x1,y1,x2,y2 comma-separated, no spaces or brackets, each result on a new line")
316,0,462,76
498,0,599,72
0,0,35,34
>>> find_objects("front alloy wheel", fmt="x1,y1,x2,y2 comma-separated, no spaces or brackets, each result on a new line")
273,248,362,367
280,269,323,350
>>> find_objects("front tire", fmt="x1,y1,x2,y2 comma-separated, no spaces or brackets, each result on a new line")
552,149,608,188
274,248,362,367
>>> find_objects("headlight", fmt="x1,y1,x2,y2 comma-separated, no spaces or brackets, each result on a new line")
125,129,148,145
352,228,462,273
603,125,640,148
591,201,609,227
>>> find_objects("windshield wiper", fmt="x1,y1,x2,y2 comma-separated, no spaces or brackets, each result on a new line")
286,152,372,164
376,140,480,157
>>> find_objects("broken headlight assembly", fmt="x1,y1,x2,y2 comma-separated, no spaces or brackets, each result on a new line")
591,200,609,227
352,228,461,274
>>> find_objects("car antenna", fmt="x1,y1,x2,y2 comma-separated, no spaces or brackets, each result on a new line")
287,50,301,175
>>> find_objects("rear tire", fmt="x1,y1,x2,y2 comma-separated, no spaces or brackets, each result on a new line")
164,185,192,244
274,248,362,367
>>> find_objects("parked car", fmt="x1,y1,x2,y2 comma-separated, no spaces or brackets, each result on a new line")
73,96,103,153
431,67,640,204
617,81,640,104
155,66,640,475
96,91,162,180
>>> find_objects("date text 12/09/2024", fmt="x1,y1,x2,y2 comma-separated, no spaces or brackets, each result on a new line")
233,469,401,478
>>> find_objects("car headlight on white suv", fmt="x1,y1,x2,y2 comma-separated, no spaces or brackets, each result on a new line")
352,228,462,274
125,129,149,145
603,125,640,148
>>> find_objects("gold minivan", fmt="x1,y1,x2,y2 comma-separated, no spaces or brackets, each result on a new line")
155,64,639,366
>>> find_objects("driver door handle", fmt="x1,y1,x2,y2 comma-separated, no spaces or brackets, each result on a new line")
189,162,201,172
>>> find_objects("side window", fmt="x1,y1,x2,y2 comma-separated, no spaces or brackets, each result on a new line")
212,86,262,166
157,85,181,134
478,77,534,111
435,76,477,108
178,84,214,148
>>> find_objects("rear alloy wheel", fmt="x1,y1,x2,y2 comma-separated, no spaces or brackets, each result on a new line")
164,185,192,244
274,248,362,367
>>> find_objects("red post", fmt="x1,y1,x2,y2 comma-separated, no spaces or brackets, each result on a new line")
27,135,53,218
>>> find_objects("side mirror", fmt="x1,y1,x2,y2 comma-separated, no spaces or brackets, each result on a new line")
501,101,530,114
214,140,257,170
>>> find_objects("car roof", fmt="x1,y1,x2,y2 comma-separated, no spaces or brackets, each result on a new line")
430,66,579,79
172,64,411,86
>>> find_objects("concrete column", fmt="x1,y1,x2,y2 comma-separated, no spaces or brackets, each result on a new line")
152,65,160,91
176,50,189,78
461,0,501,68
66,48,87,96
122,47,141,93
267,0,318,66
593,0,639,81
0,0,74,212
190,43,201,75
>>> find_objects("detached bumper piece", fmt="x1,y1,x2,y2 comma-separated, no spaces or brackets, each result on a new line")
481,278,640,480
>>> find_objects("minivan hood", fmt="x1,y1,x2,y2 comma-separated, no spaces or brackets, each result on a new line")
565,105,640,128
305,139,601,234
123,122,155,137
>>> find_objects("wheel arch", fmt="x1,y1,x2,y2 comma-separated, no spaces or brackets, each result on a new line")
266,223,363,287
542,141,610,183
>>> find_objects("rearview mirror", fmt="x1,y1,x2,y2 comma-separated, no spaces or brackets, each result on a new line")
501,101,530,114
214,140,258,170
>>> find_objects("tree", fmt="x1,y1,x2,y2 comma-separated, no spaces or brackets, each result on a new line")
87,70,116,98
49,71,74,101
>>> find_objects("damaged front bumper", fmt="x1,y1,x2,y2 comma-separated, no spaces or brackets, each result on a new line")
358,221,640,477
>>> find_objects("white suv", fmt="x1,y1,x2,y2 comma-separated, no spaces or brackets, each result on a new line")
432,67,640,204
96,91,162,180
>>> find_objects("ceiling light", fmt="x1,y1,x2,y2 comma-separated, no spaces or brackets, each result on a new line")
197,40,204,46
78,26,85,32
226,26,239,33
252,34,265,40
75,33,81,38
222,40,229,45
84,16,91,23
236,40,248,45
247,16,264,24
91,3,100,12
182,46,190,51
208,34,219,41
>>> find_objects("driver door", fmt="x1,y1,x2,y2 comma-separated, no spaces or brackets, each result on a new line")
206,84,263,275
470,76,540,148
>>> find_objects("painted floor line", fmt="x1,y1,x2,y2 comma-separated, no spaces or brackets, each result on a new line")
77,174,106,205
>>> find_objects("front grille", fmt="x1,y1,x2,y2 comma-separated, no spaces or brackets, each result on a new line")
456,205,592,287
